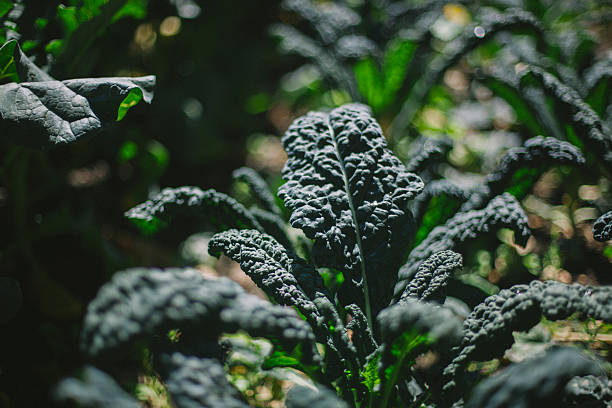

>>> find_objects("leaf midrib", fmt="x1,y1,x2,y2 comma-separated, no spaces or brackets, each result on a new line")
326,116,373,329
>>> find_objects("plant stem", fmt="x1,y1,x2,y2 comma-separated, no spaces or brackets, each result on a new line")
378,336,424,408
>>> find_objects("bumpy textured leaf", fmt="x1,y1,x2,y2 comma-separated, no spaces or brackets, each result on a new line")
593,211,612,242
232,167,281,216
462,136,585,211
159,353,248,408
81,268,317,362
397,250,463,304
125,186,263,234
519,66,612,168
392,9,543,136
285,385,349,408
54,366,140,408
345,303,377,360
279,103,423,314
466,348,604,408
314,296,361,382
395,193,530,300
208,229,326,335
443,280,612,399
564,375,612,407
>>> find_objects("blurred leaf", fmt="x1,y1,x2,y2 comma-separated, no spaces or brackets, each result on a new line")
484,75,543,135
354,39,416,112
118,140,138,161
262,347,318,376
505,167,541,200
34,17,48,30
144,140,169,174
20,40,38,52
245,92,270,114
57,4,80,34
45,39,63,57
262,351,302,369
389,331,429,360
414,193,462,246
52,0,145,77
603,246,612,261
0,39,18,83
113,0,147,21
0,0,12,19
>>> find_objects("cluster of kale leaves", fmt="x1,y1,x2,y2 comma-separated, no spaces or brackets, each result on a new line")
1,0,611,407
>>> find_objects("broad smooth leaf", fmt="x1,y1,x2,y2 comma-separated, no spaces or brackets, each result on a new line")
0,40,154,147
0,75,155,146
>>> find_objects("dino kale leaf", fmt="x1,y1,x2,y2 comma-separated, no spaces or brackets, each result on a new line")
159,352,249,408
564,375,612,407
593,211,612,242
395,193,530,300
461,136,585,211
125,186,263,235
0,40,155,147
285,385,349,408
81,268,318,363
278,103,423,319
397,250,463,304
54,366,140,408
442,280,612,402
519,66,612,168
208,229,327,338
376,299,463,407
466,347,604,408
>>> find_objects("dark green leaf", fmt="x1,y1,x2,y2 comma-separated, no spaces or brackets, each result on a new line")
466,348,603,408
279,103,423,317
125,187,262,235
0,75,155,146
54,366,141,408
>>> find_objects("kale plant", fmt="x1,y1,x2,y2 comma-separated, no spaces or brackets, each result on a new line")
2,0,606,406
56,103,612,408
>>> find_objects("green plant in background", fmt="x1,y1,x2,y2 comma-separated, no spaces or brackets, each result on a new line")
274,0,612,296
53,103,612,408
